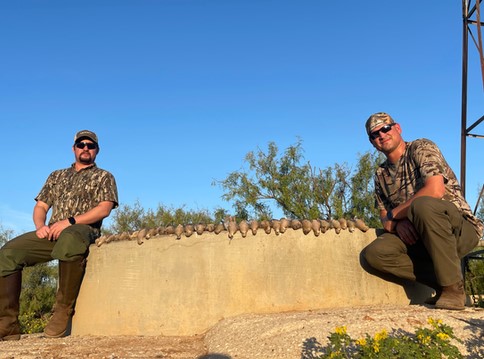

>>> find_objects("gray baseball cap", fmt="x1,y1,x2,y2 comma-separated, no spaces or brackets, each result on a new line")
365,112,395,135
74,130,98,145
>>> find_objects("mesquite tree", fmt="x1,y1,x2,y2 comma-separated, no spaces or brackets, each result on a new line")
215,139,382,227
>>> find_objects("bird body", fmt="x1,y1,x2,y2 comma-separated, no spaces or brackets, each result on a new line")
311,219,321,236
250,220,259,235
239,220,249,237
174,224,184,239
271,219,281,235
331,219,341,234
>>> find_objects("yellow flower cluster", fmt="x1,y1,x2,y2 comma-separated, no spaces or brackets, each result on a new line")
374,329,388,341
355,338,367,346
334,326,347,335
417,333,431,345
437,332,450,341
427,317,443,326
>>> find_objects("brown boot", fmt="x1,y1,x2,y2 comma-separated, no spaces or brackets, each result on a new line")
0,271,22,341
435,280,466,310
44,259,86,338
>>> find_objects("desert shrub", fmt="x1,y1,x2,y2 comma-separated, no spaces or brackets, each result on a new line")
313,318,462,359
464,246,484,308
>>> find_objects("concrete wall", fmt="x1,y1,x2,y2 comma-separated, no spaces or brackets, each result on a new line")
72,228,430,336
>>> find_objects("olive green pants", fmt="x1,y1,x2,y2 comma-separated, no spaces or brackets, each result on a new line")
0,224,96,277
364,196,480,287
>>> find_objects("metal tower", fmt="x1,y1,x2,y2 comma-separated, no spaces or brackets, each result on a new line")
461,0,484,211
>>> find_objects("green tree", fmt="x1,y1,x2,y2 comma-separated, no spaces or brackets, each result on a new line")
19,264,57,333
0,225,14,247
215,139,381,223
349,151,384,228
106,201,228,233
475,184,484,223
107,200,150,234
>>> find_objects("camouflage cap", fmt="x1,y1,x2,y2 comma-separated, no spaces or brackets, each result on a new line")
365,112,395,135
74,130,98,145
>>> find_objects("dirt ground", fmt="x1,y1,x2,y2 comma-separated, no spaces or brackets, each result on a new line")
1,304,483,359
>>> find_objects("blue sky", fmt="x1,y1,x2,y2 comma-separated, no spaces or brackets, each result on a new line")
1,1,483,234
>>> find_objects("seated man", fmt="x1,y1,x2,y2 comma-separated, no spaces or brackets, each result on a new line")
0,130,118,340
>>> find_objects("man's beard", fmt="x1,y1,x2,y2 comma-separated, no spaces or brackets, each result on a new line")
79,153,93,164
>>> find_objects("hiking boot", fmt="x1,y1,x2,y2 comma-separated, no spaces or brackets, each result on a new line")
44,305,74,338
44,259,86,338
0,271,22,341
435,280,466,310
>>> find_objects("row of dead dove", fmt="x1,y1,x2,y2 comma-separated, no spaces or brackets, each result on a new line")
95,218,369,247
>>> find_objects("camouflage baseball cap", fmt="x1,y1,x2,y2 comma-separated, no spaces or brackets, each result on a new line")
365,112,395,135
74,130,98,145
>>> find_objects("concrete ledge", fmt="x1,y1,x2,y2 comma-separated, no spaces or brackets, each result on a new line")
72,228,430,336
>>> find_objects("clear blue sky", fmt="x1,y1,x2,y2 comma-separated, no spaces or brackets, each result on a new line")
1,1,482,234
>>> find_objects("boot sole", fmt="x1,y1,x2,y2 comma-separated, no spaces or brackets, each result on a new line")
435,304,465,310
1,333,21,341
44,329,67,338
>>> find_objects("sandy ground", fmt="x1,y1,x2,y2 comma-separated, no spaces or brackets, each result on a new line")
1,304,483,359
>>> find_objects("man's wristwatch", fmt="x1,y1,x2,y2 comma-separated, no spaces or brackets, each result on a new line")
386,210,394,221
68,217,76,225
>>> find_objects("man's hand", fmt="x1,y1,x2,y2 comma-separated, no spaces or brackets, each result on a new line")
383,218,396,233
395,218,419,245
47,220,71,241
35,225,51,240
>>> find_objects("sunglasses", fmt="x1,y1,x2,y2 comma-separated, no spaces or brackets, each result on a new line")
369,123,396,140
75,142,97,150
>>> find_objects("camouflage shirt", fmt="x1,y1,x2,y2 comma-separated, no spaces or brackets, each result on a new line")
35,163,119,234
374,138,483,237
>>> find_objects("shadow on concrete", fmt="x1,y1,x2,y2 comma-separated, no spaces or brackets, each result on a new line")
459,317,484,359
197,354,232,359
300,337,325,359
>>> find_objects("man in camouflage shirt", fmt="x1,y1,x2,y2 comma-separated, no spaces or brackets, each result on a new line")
0,130,118,340
363,112,483,310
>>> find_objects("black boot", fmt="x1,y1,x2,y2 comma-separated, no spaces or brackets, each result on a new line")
0,271,22,341
44,259,86,338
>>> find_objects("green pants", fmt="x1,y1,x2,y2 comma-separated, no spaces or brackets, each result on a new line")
364,196,480,287
0,224,96,277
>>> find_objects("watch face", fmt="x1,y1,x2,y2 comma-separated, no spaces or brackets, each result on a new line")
387,210,393,220
69,217,76,225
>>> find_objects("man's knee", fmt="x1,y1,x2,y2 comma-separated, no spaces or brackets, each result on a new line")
364,234,406,270
363,240,387,271
409,196,437,219
0,248,25,276
51,225,93,261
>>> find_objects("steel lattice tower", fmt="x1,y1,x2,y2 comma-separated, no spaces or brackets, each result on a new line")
461,0,484,211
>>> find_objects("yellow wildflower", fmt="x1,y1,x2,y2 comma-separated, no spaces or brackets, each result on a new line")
374,329,388,342
417,334,431,345
427,317,442,326
335,326,347,335
356,338,367,346
437,332,450,341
